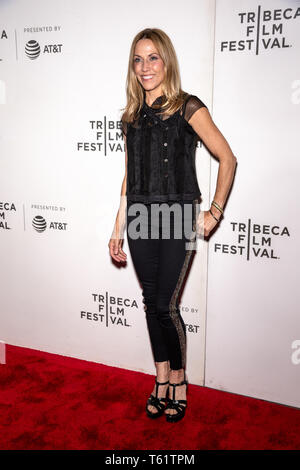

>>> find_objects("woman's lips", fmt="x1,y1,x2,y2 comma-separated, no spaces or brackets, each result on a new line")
142,75,154,81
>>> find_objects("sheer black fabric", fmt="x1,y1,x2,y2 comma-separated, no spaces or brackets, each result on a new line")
122,92,207,203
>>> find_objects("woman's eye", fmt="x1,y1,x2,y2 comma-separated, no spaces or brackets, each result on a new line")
133,56,158,63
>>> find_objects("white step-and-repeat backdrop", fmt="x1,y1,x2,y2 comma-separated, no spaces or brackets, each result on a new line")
0,0,299,408
206,0,300,408
0,0,214,386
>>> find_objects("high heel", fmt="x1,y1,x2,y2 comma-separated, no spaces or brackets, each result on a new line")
165,373,188,423
146,379,169,419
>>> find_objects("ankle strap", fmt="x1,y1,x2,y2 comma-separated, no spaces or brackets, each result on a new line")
169,379,187,387
155,379,169,385
168,379,188,401
154,379,169,399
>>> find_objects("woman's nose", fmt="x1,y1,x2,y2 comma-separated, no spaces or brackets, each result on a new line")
142,59,151,72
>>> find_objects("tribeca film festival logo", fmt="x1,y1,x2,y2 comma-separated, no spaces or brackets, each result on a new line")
0,202,16,229
80,293,137,327
77,119,124,156
80,293,201,335
221,5,300,54
214,218,290,260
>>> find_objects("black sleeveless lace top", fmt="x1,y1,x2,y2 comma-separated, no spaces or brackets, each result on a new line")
122,92,208,203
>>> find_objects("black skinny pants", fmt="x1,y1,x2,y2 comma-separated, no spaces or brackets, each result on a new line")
126,197,199,370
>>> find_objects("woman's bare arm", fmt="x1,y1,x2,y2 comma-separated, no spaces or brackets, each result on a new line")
108,132,128,262
188,107,237,232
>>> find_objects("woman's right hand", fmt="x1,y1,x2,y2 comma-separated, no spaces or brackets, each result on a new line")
196,210,220,238
108,237,127,263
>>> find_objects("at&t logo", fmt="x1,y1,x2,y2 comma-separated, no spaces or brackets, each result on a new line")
25,40,63,60
32,215,67,232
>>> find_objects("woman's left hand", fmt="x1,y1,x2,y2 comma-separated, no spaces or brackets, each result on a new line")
196,210,220,238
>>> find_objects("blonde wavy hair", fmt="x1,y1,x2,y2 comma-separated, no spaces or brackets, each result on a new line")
120,28,188,126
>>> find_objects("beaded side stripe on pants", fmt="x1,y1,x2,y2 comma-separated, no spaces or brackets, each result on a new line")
168,198,198,370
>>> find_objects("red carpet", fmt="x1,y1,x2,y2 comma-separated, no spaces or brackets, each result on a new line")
0,344,300,450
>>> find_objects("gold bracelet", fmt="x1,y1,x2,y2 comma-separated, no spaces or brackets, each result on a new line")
211,200,224,214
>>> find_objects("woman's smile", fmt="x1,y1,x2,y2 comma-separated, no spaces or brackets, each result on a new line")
142,75,154,80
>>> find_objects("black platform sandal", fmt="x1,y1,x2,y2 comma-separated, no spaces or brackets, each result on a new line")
165,374,188,423
146,379,169,419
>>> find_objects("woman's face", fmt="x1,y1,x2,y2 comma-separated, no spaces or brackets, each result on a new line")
133,39,165,95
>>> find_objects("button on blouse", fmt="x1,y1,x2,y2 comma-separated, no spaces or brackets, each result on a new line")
121,92,208,203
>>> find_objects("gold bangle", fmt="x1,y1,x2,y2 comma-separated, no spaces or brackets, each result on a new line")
211,200,224,214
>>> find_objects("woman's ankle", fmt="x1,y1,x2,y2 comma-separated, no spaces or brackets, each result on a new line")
169,368,185,383
155,360,170,381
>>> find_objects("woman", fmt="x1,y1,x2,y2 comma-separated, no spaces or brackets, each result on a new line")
109,28,237,423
